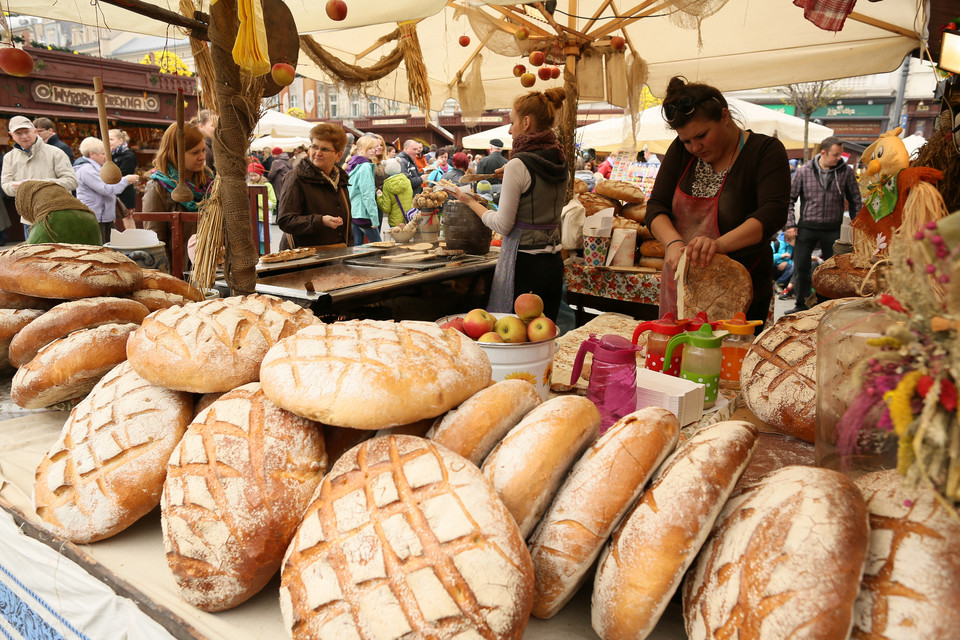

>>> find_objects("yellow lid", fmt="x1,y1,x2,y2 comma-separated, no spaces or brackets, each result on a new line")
719,312,762,335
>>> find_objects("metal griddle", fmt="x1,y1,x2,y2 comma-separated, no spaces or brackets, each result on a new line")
256,262,412,296
344,251,487,271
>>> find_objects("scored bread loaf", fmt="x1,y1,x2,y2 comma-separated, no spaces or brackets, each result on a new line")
0,308,45,370
0,290,60,310
426,379,542,466
8,297,150,368
126,294,319,393
139,269,204,302
579,192,622,216
637,256,664,269
734,431,814,492
620,202,646,224
638,240,665,257
128,289,190,312
12,323,138,409
591,420,758,640
0,243,142,299
683,466,869,640
529,408,680,619
595,179,646,204
681,254,752,320
162,383,327,612
812,252,882,298
260,320,492,430
481,395,600,538
852,470,960,639
280,435,535,640
33,361,193,543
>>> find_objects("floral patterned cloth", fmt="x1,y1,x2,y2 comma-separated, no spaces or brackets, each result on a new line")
565,260,661,305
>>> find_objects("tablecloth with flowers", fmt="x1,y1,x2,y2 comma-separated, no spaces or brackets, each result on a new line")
564,260,661,305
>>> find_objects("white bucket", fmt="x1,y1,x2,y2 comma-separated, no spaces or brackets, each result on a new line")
437,313,556,400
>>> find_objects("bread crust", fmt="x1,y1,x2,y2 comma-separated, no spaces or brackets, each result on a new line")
0,308,45,370
0,243,142,299
682,254,752,320
620,202,646,224
579,192,622,216
812,252,881,298
139,269,204,302
596,180,646,204
529,407,680,619
9,297,149,368
0,290,61,310
481,395,600,537
128,289,190,312
637,256,664,269
639,240,665,257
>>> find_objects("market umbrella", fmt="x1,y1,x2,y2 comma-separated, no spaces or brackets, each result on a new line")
252,110,316,137
461,124,513,150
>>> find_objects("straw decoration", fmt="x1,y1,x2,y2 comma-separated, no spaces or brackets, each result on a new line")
397,21,431,114
299,34,404,83
179,0,219,114
189,175,223,292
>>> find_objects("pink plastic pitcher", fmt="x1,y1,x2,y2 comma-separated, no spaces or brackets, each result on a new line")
570,334,643,434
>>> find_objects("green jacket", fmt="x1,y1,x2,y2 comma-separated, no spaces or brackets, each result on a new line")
377,173,413,227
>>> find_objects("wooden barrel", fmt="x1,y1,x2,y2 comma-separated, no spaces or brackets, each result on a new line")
442,200,492,255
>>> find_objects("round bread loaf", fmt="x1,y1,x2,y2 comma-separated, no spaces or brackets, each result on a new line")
639,239,665,258
638,256,664,269
12,323,138,409
596,179,646,204
684,466,869,640
9,297,149,368
0,308,45,369
279,435,535,640
426,379,542,466
573,178,589,194
260,320,492,430
637,225,654,240
162,383,327,612
139,269,204,302
852,470,960,639
128,289,190,312
0,290,60,310
322,424,375,467
739,299,851,443
734,431,814,492
374,417,436,439
194,391,224,417
529,407,680,619
812,252,881,298
681,254,752,320
0,243,142,299
579,192,622,216
620,202,646,224
33,361,193,543
591,420,758,640
481,395,600,538
126,294,319,393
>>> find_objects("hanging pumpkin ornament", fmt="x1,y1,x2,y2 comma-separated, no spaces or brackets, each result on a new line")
232,0,271,77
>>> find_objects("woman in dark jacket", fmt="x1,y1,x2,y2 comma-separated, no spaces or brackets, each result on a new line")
277,123,353,250
109,129,139,211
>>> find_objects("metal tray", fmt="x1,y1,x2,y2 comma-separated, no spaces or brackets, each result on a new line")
256,262,411,294
255,245,386,274
343,252,487,271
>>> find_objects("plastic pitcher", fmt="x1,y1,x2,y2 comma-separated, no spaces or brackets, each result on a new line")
717,312,763,390
632,312,689,376
570,334,643,434
664,324,724,408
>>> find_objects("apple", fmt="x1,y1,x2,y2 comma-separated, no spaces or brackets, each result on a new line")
519,72,536,88
462,309,495,340
270,62,295,86
515,27,529,41
550,65,561,80
512,63,526,77
459,35,471,47
325,0,347,21
537,67,552,81
611,35,626,51
527,315,557,342
529,50,546,67
514,292,544,323
477,331,503,343
0,47,33,77
494,315,528,343
440,317,466,335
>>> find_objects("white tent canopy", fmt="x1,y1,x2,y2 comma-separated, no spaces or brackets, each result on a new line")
250,135,311,153
902,133,927,159
461,125,513,151
577,98,836,155
252,110,315,138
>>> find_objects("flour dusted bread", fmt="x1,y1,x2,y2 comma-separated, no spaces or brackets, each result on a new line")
127,294,319,393
162,383,326,612
579,192,622,216
426,379,541,466
12,323,138,409
33,362,192,543
684,466,869,640
279,435,535,640
681,254,752,320
0,308,44,370
591,420,758,640
0,290,60,310
139,269,204,302
9,297,149,368
481,395,600,537
595,179,646,204
812,252,882,298
0,243,142,299
260,320,492,430
128,289,191,312
852,470,960,639
529,408,679,619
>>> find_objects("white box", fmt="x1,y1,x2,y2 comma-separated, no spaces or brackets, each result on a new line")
635,368,705,426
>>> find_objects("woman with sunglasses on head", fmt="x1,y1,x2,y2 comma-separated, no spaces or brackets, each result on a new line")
647,76,790,323
277,122,353,251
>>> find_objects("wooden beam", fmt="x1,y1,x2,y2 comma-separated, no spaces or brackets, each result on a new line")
609,2,639,58
99,0,208,40
488,5,553,38
848,11,920,40
534,2,591,43
589,0,668,41
582,0,613,33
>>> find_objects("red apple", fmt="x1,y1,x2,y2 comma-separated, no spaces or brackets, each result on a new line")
527,315,557,342
514,292,544,323
462,309,495,340
519,72,536,88
325,0,348,21
515,27,529,41
271,62,295,86
550,66,561,80
537,67,552,81
611,36,626,51
529,50,546,67
0,47,33,77
459,35,471,47
440,317,466,335
494,315,528,343
477,331,503,343
512,63,526,77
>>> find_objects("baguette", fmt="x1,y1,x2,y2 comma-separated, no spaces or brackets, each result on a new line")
596,179,645,204
0,243,142,299
0,308,45,370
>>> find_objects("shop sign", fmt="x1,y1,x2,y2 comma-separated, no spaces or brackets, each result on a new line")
811,103,886,118
31,82,160,112
829,122,883,136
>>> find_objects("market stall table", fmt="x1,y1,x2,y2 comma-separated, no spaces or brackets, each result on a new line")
565,259,661,325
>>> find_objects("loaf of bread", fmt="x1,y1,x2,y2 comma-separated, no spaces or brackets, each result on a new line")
739,299,850,443
0,308,44,370
12,323,138,409
596,179,646,204
812,252,881,298
260,320,492,430
681,254,752,321
579,192,622,216
322,424,375,466
591,420,758,640
128,289,190,312
734,431,814,492
127,294,319,393
853,470,960,639
637,256,664,270
33,361,193,543
280,435,535,640
374,417,435,439
426,379,542,466
0,290,60,310
620,202,646,224
162,383,326,612
9,297,149,368
529,408,680,619
573,178,589,194
639,239,665,257
0,243,142,299
139,269,204,302
481,395,600,537
684,466,869,640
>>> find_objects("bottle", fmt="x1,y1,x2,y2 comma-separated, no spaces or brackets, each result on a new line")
718,312,763,390
632,312,690,376
664,324,724,408
570,334,643,434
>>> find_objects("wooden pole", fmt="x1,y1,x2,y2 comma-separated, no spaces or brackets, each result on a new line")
560,43,580,202
99,0,208,39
